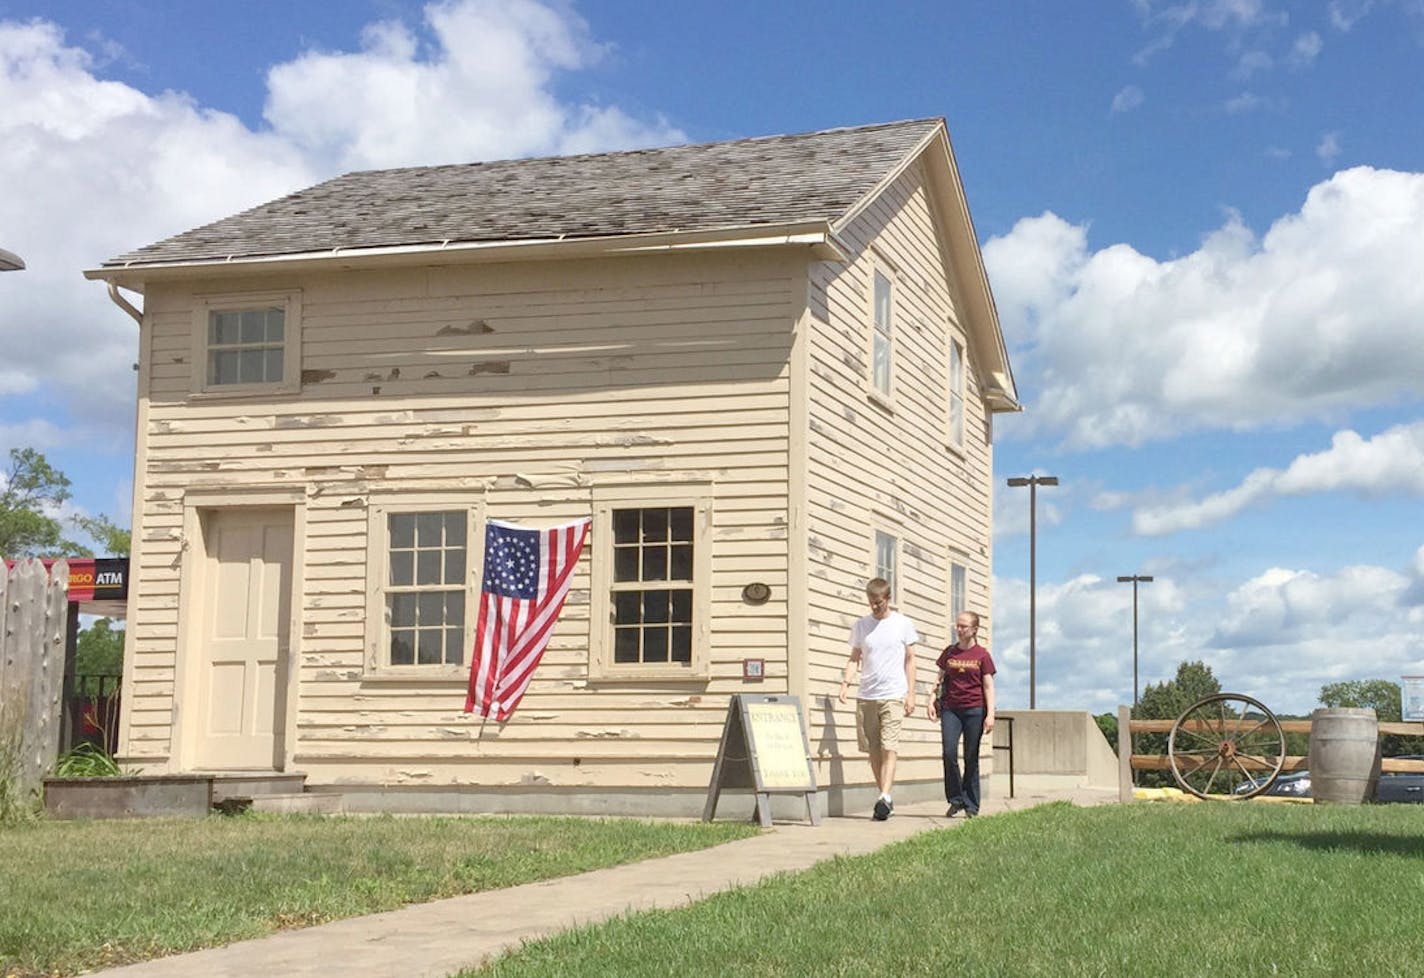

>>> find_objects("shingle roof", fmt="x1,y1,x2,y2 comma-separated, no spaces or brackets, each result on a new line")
102,119,942,267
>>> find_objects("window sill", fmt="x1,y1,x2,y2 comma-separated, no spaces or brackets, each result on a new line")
587,664,710,684
361,667,470,685
865,389,896,417
189,383,301,401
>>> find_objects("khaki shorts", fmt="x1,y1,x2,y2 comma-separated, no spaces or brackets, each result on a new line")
856,698,904,753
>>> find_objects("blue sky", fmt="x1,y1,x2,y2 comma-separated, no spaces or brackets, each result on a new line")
2,0,1421,715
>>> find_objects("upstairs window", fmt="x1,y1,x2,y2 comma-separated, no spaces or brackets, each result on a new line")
950,562,967,620
949,339,965,449
208,307,285,386
192,291,301,396
872,270,893,397
875,530,899,602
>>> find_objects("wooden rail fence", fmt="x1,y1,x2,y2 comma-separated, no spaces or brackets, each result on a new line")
1116,704,1424,802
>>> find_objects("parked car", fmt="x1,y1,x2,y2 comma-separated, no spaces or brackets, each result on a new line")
1234,756,1424,802
1376,755,1424,804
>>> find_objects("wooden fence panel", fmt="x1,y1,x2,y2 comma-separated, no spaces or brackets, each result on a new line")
0,558,70,802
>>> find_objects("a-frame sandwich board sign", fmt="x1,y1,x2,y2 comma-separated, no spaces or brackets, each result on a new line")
702,693,820,827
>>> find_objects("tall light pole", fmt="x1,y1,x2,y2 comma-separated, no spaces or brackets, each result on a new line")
1116,574,1153,706
1007,474,1058,709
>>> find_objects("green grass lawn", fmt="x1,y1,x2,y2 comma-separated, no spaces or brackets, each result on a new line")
464,802,1424,978
0,813,758,977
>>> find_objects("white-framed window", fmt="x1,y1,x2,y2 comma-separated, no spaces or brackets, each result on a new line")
874,529,899,601
949,338,965,450
950,561,967,620
364,495,481,677
591,491,711,680
191,290,301,396
871,270,893,397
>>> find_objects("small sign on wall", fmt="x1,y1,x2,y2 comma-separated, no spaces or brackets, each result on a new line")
1403,677,1424,722
702,693,819,827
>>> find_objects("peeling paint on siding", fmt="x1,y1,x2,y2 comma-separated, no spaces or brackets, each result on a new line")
582,457,663,472
437,319,495,335
275,416,338,429
520,771,551,785
302,369,337,384
575,729,638,739
468,361,511,375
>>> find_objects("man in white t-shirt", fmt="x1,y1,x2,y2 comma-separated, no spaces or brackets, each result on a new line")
838,577,919,820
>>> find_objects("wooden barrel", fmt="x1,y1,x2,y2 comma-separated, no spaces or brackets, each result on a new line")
1308,708,1381,804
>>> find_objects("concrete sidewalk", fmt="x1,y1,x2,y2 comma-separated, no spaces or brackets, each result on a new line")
91,780,1116,978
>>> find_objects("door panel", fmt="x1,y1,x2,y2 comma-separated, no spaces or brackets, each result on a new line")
194,509,293,769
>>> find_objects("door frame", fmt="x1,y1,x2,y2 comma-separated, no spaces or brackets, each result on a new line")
174,487,306,772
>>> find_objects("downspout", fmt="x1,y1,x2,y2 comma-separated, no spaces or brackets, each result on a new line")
106,282,143,324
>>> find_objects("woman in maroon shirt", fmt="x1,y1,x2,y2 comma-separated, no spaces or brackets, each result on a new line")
929,611,996,817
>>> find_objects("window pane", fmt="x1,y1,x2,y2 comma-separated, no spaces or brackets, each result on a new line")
390,630,414,665
873,335,891,394
444,512,466,547
642,508,668,543
263,348,284,383
951,564,967,618
417,629,442,665
669,507,693,542
210,350,239,385
237,349,265,384
389,514,415,548
671,589,692,623
265,309,285,343
446,593,464,628
643,627,669,663
642,546,667,581
614,591,642,625
614,547,639,582
444,549,465,586
416,549,442,586
415,512,444,547
418,591,446,626
671,625,692,663
644,589,669,624
389,550,414,587
874,271,891,332
390,593,416,627
239,309,266,344
669,545,693,581
613,509,639,544
614,627,640,663
446,627,464,666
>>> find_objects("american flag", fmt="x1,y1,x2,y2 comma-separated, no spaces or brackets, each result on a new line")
465,517,591,721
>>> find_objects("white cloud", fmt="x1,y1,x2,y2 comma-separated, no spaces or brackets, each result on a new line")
1111,85,1145,113
1288,31,1324,66
1224,91,1266,113
263,0,682,172
1316,130,1342,164
990,548,1424,714
1230,50,1273,79
1133,421,1424,535
983,166,1424,449
1329,0,1376,30
0,1,682,463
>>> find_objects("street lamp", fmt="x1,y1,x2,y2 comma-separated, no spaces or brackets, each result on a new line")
0,248,24,271
1007,474,1058,709
1116,574,1154,706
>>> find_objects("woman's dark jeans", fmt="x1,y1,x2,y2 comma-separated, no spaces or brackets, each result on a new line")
940,706,986,814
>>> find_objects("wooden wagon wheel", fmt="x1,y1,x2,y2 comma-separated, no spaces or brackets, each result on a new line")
1168,693,1286,800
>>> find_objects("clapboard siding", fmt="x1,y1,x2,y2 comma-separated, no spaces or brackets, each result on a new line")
802,161,995,772
120,250,803,781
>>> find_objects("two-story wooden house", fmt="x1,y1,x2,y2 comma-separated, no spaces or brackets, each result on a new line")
86,118,1019,816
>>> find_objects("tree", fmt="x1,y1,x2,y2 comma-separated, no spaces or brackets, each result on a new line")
0,448,130,557
74,618,125,692
1094,712,1119,755
1132,660,1223,786
1319,679,1424,756
0,448,74,556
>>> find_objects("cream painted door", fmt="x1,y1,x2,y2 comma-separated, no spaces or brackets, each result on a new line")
195,509,293,770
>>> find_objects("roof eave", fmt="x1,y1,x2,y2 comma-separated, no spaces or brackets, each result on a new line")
84,220,846,289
